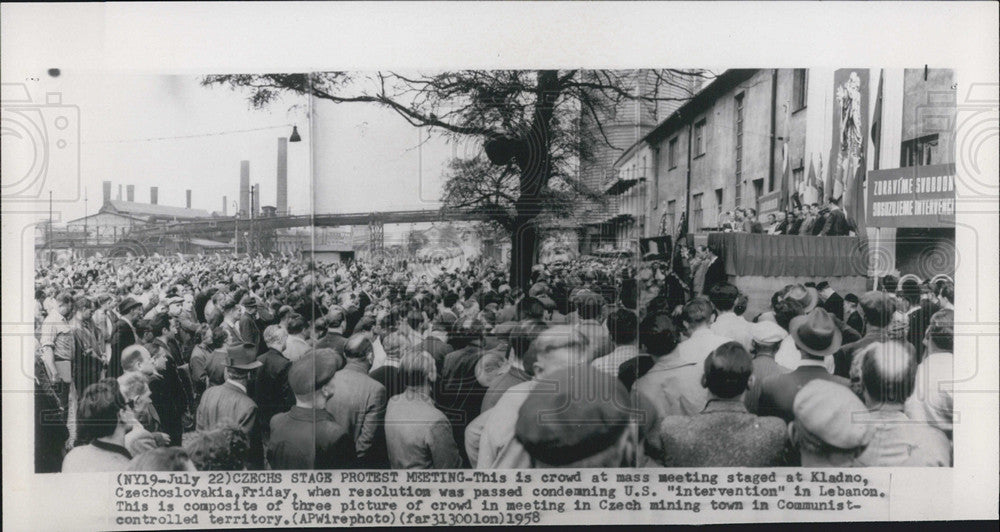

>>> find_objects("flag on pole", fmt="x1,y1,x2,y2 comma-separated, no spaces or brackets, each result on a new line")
871,69,884,171
779,102,792,210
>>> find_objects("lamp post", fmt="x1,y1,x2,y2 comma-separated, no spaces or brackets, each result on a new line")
48,190,53,266
233,200,240,255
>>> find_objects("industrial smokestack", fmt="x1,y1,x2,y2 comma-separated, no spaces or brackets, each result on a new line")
277,137,288,215
126,185,135,202
102,181,112,205
223,195,228,216
150,186,158,205
117,184,123,201
240,160,250,218
252,184,260,217
186,189,192,209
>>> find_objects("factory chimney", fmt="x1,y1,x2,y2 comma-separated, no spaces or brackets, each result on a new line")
239,160,250,218
150,186,158,205
277,137,288,215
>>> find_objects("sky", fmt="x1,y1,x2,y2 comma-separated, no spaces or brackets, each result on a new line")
2,71,456,224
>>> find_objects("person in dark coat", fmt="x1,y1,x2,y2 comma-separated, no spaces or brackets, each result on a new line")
237,295,264,355
436,317,490,467
844,293,865,336
758,308,850,422
655,342,794,467
109,297,143,380
71,296,106,400
315,306,349,356
817,281,845,321
325,334,388,468
255,325,295,445
268,349,355,469
147,313,188,446
196,354,264,469
35,349,69,472
819,198,852,236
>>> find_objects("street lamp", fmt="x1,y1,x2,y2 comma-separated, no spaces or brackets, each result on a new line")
289,125,302,143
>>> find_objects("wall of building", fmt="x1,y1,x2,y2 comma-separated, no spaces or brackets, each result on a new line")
650,69,794,234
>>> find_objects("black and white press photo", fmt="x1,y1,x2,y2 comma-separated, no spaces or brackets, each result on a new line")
2,3,997,529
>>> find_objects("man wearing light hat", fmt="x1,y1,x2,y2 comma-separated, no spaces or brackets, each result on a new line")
268,348,355,469
790,379,873,466
196,347,264,469
744,320,791,414
757,308,850,422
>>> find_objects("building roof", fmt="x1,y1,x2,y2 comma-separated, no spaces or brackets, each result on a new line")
66,211,146,225
102,200,212,220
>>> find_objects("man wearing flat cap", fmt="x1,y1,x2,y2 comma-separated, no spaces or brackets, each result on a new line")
196,350,264,469
790,379,873,467
268,348,355,469
238,295,264,355
758,308,851,422
744,320,792,414
515,364,635,468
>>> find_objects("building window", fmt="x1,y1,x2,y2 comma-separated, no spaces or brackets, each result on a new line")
668,137,678,169
901,134,940,167
715,188,724,224
694,119,706,156
692,193,704,232
753,178,764,213
793,69,808,111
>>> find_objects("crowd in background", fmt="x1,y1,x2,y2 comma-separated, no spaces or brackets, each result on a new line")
33,249,954,472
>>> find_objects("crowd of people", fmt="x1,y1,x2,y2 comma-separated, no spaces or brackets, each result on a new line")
33,249,954,472
718,197,855,236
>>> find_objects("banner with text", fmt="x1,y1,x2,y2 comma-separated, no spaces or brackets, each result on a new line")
866,163,955,228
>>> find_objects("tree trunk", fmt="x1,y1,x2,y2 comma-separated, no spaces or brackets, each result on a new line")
509,220,538,291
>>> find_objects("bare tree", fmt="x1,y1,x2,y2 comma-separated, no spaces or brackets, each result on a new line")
202,69,711,289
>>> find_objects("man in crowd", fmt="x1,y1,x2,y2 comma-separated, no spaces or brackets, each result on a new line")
325,334,388,468
62,379,134,472
471,326,592,469
591,309,639,376
757,308,849,422
677,296,730,363
709,283,753,351
39,292,76,425
481,320,546,413
573,291,614,361
817,281,844,320
655,342,792,466
844,293,864,335
196,352,263,469
854,341,952,466
905,310,955,438
283,314,312,362
515,364,635,468
315,306,349,356
268,349,355,469
385,351,463,469
819,197,851,236
437,317,491,464
833,291,914,394
743,320,791,414
255,325,295,447
790,379,873,466
238,295,264,355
